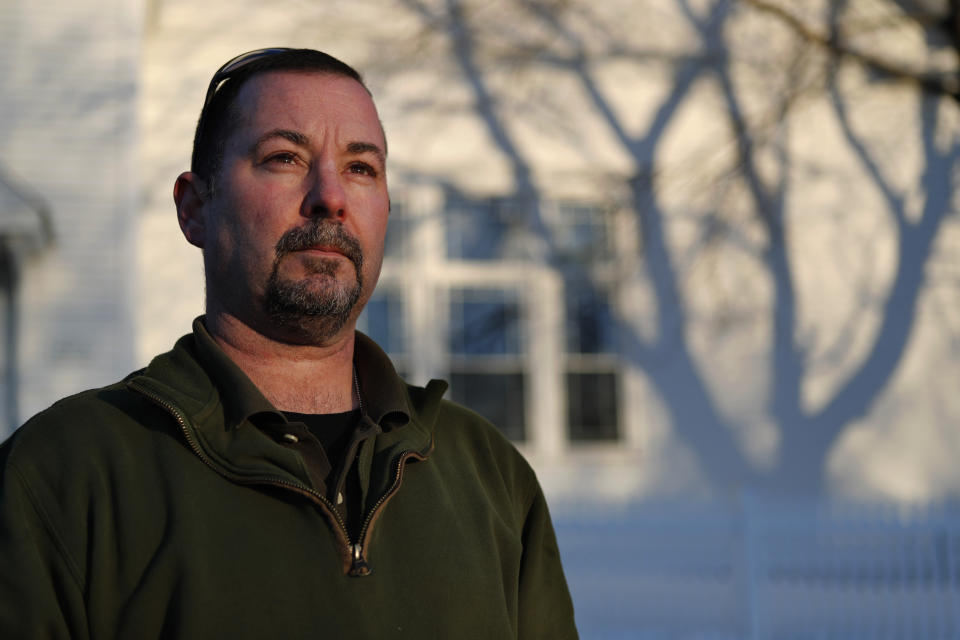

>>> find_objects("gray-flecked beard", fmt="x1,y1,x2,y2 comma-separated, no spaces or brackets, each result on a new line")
263,221,364,342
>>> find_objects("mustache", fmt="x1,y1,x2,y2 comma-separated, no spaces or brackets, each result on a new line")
274,221,364,270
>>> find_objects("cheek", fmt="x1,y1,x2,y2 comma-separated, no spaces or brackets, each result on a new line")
206,204,279,276
365,217,389,261
351,191,390,244
370,193,392,237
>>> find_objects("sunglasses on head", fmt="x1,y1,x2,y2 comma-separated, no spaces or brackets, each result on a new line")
203,48,294,110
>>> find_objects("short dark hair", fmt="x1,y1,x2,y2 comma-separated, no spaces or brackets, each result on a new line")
191,48,368,185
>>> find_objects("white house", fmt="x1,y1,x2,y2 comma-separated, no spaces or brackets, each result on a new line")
5,1,960,634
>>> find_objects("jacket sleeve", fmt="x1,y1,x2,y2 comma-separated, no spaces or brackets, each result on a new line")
517,486,579,639
0,456,88,640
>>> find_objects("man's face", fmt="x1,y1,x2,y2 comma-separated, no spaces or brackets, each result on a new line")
198,71,389,344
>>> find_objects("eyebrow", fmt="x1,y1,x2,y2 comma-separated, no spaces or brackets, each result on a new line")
251,129,309,153
251,129,386,165
347,141,386,166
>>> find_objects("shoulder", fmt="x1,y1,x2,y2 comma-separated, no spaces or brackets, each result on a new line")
1,376,173,488
430,395,542,507
2,331,206,474
434,397,519,454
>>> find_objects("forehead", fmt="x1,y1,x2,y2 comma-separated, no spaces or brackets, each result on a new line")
229,71,384,146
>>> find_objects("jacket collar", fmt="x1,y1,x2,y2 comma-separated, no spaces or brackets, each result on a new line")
128,317,447,487
191,318,281,430
190,317,416,433
352,331,413,432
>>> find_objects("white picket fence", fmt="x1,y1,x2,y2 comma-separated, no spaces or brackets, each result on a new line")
551,496,960,639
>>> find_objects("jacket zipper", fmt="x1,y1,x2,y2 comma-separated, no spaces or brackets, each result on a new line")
129,381,361,569
129,381,430,577
348,449,426,576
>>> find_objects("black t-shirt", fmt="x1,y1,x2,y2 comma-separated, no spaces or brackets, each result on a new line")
282,409,360,473
281,409,363,538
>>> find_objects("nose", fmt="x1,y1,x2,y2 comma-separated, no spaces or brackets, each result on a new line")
301,161,347,220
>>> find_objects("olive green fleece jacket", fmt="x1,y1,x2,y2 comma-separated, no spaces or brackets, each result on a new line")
0,321,577,639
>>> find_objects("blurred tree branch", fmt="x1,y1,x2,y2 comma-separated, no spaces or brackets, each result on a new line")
354,0,960,493
741,0,960,99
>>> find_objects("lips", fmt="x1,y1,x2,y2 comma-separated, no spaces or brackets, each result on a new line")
303,245,346,257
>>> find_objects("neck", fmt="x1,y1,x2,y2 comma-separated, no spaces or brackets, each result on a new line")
204,310,359,414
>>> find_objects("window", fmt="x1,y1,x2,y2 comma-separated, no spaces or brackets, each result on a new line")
356,285,406,376
448,287,526,440
566,372,618,441
448,288,522,356
565,281,618,354
383,199,411,260
362,189,628,452
450,372,526,441
549,202,613,263
564,273,620,441
445,196,530,261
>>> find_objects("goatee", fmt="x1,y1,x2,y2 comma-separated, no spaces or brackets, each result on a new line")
263,221,364,342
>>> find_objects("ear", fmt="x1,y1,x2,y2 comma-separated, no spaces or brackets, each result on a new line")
173,172,209,248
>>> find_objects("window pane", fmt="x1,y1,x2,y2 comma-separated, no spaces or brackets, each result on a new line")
449,288,522,356
567,372,618,441
357,288,404,354
552,202,611,262
383,200,409,259
445,196,527,260
565,282,617,354
450,372,526,441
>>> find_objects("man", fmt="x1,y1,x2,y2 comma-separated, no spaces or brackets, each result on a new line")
0,49,578,638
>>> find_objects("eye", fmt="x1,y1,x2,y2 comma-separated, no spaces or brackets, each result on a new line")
348,162,378,178
266,152,299,165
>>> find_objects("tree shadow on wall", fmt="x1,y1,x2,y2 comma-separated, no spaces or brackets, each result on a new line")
388,0,960,495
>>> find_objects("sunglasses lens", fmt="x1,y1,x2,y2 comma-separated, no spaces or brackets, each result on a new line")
205,48,293,108
220,48,290,75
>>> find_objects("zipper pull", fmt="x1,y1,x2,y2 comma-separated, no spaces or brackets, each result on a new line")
349,543,372,577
